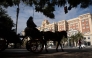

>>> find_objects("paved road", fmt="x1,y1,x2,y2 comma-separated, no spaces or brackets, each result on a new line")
0,47,92,58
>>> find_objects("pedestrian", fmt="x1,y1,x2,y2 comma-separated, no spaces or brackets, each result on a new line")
79,39,81,49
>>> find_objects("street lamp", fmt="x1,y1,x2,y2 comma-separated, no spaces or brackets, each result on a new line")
16,3,19,34
67,33,70,48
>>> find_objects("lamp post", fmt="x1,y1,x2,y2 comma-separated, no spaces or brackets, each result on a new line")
16,3,19,34
67,33,70,48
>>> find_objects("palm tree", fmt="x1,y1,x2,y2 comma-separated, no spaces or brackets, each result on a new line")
61,36,67,47
75,32,84,46
70,35,76,47
69,31,84,47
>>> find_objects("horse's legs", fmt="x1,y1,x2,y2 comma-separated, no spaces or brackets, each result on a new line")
56,41,64,52
56,41,59,52
44,40,48,52
59,42,64,52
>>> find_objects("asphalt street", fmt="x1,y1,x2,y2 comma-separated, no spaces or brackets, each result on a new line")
0,47,92,58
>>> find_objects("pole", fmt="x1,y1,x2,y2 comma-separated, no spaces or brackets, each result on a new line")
33,5,34,18
16,4,19,34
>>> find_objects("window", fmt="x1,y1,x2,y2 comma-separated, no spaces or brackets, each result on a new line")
87,42,91,46
82,27,85,29
84,37,86,39
86,26,89,28
82,20,84,22
88,37,90,39
76,24,78,26
86,22,88,25
80,16,83,19
82,24,84,26
59,29,61,30
87,31,90,34
86,19,88,21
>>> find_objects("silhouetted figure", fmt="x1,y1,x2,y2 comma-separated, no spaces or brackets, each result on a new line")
26,16,37,28
24,16,43,51
24,16,41,39
79,39,81,49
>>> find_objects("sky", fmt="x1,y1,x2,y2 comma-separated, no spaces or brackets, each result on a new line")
6,2,92,33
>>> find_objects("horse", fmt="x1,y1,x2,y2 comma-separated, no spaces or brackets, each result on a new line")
41,31,67,52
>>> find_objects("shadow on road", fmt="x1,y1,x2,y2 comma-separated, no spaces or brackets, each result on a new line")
0,48,92,58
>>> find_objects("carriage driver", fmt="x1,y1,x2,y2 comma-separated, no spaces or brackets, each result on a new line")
24,16,40,37
26,16,37,28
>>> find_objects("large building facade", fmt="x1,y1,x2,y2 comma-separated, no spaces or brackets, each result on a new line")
67,13,92,46
37,20,58,32
37,13,92,46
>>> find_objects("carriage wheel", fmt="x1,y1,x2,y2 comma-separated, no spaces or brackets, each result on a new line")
0,38,7,52
29,39,44,53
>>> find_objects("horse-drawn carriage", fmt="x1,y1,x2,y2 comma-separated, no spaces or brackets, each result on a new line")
0,28,44,53
0,27,67,53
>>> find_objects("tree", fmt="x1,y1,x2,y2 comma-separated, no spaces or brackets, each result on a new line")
61,36,67,47
69,32,84,46
0,7,14,35
76,32,84,40
0,0,92,18
70,35,76,46
61,36,67,43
